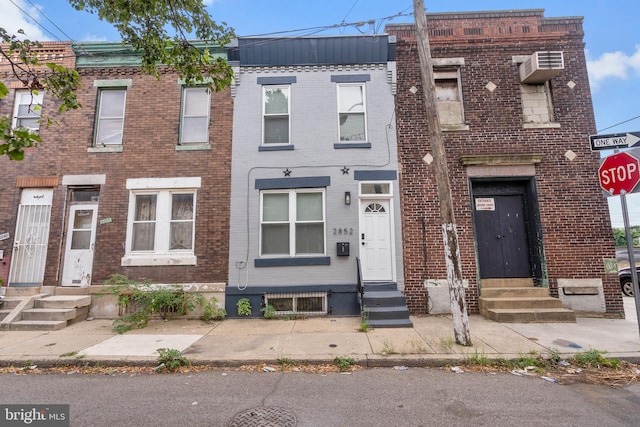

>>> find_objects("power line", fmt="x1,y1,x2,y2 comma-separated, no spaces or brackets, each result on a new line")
598,114,640,133
8,0,61,41
24,0,76,42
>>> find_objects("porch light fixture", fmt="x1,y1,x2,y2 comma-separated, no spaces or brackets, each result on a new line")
344,191,351,205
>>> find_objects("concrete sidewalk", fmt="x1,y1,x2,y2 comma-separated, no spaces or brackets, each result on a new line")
1,298,639,367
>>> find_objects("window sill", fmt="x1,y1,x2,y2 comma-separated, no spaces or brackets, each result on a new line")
334,142,372,149
88,145,123,153
176,143,211,151
259,145,295,151
523,122,561,129
441,124,470,132
121,254,197,267
255,257,331,267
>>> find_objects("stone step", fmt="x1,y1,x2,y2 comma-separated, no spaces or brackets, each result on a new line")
34,295,91,309
482,308,576,323
362,291,407,307
363,282,398,292
479,297,564,310
0,309,11,321
367,318,414,328
21,308,77,322
480,287,550,298
0,297,24,310
9,320,68,331
366,305,411,321
4,287,43,297
482,278,534,288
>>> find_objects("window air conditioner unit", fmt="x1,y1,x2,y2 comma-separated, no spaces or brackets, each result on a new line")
519,51,564,84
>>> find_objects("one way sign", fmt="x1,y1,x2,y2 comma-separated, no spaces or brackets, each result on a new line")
589,131,640,151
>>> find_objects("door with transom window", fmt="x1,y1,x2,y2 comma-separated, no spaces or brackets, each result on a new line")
359,198,393,281
62,204,98,286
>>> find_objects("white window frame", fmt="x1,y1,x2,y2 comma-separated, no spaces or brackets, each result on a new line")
180,86,211,144
12,89,44,132
262,85,291,145
95,88,127,146
337,83,367,142
259,189,326,257
122,177,200,266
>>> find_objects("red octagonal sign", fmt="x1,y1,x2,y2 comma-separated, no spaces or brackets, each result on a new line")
599,151,640,195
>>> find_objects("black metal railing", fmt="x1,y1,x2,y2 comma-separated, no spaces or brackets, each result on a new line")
356,257,364,316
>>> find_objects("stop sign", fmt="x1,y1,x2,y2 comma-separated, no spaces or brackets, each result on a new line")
598,151,640,195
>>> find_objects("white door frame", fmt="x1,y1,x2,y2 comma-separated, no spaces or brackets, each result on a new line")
61,204,98,287
358,196,396,282
8,188,53,287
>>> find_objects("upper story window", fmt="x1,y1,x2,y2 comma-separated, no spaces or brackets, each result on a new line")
337,83,367,142
12,90,44,133
260,189,325,257
180,87,210,144
434,68,466,129
516,52,563,129
95,88,127,146
263,85,290,145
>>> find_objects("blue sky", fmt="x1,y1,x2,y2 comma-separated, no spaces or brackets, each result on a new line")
2,0,640,227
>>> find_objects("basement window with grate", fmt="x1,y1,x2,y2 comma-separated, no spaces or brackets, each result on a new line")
264,292,327,316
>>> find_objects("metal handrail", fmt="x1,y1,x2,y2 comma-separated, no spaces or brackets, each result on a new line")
356,257,364,316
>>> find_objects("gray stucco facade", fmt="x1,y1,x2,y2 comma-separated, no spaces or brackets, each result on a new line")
226,35,404,317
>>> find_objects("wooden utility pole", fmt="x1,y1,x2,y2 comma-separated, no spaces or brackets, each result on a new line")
413,0,471,346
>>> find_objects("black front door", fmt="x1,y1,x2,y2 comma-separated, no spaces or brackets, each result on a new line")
474,194,531,278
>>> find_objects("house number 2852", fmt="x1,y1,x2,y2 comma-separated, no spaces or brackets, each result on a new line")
333,228,353,235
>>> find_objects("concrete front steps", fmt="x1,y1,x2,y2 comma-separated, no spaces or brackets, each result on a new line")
0,287,91,331
479,278,576,323
361,282,413,328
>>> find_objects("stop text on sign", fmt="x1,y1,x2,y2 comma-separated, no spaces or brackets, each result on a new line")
600,163,638,186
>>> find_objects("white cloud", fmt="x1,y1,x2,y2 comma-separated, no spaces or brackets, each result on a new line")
587,45,640,90
0,0,49,40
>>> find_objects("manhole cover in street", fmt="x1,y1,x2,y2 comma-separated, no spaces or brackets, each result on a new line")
228,406,296,427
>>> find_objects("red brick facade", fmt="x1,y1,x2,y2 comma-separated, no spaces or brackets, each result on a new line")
0,45,232,287
387,10,624,315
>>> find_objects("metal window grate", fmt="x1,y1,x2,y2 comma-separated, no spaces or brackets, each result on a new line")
264,292,328,317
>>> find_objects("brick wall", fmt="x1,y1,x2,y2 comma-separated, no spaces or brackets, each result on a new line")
388,10,623,315
0,65,232,286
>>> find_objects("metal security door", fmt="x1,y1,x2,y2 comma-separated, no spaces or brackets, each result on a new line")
360,199,393,281
62,204,98,286
474,195,530,278
8,189,53,287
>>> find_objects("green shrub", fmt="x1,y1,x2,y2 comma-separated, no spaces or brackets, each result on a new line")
261,304,276,319
236,298,252,316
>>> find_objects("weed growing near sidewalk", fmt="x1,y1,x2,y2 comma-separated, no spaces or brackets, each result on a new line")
333,356,356,371
99,274,203,333
156,349,191,372
236,298,252,316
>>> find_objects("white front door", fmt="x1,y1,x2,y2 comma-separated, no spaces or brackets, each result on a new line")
359,199,393,281
8,189,53,287
61,204,98,286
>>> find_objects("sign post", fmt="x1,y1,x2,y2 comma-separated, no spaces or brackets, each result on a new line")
598,148,640,337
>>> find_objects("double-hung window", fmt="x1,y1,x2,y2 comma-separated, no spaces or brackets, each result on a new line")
337,83,367,142
262,85,290,145
260,189,325,256
95,88,127,146
12,90,44,132
123,177,200,266
180,87,210,144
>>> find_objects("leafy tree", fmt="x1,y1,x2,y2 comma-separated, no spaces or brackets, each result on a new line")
1,0,234,160
612,226,640,247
